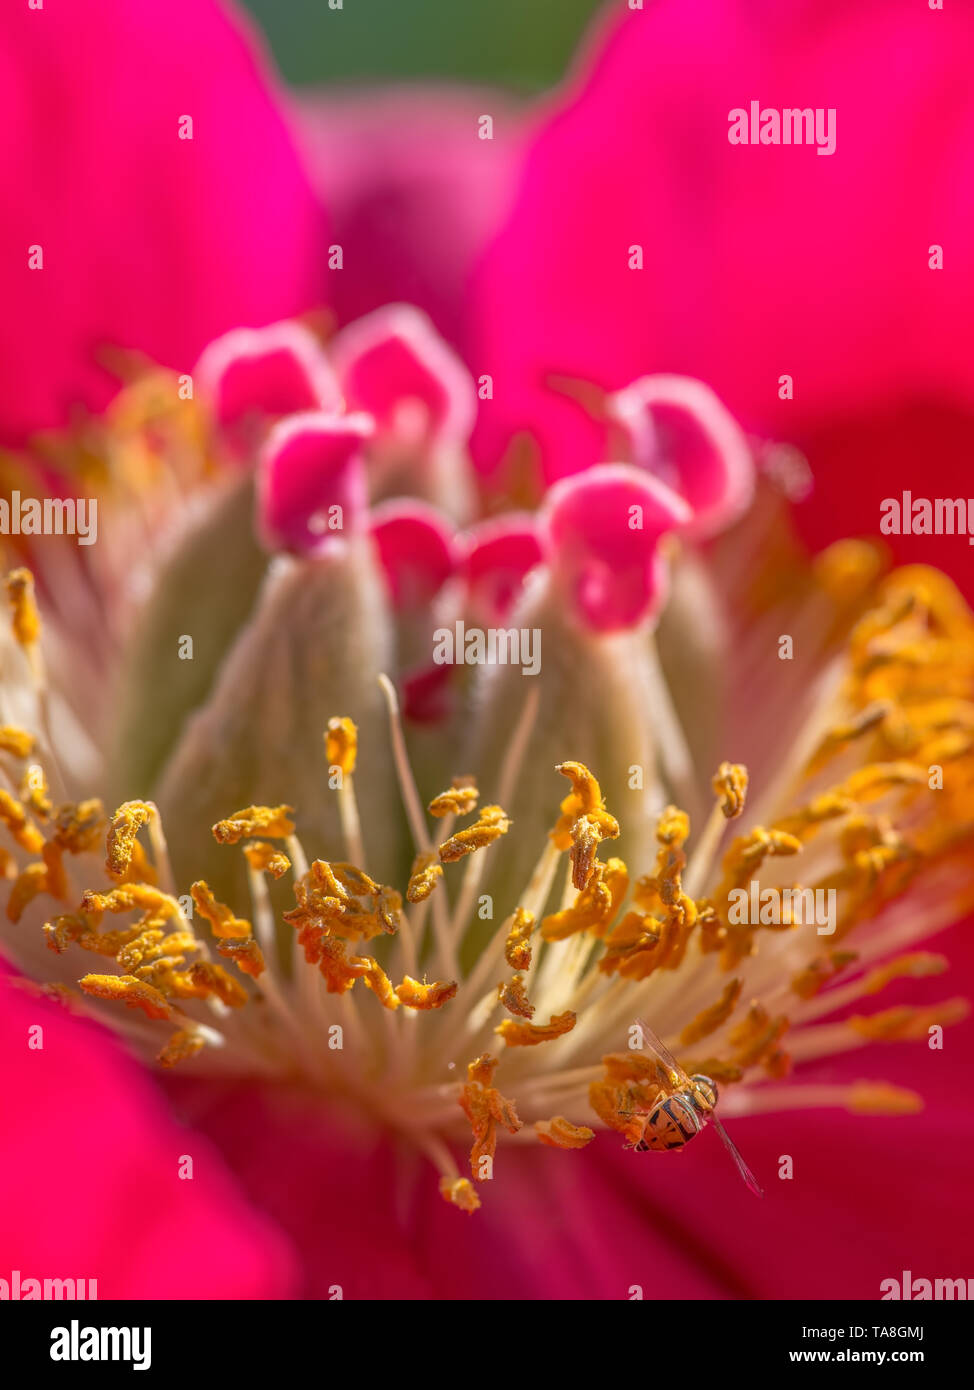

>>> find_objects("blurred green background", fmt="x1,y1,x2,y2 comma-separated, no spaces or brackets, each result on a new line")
241,0,607,92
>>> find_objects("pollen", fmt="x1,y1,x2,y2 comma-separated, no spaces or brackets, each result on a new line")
459,1053,522,1181
212,804,295,844
190,880,252,939
4,568,41,650
438,803,511,862
535,1116,596,1149
496,1010,576,1047
325,717,358,777
242,840,291,878
429,779,479,818
0,726,35,759
105,801,155,880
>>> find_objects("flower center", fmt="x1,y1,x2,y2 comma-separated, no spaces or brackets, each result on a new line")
3,544,973,1214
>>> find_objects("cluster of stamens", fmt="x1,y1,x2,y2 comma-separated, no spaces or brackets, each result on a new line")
1,547,973,1214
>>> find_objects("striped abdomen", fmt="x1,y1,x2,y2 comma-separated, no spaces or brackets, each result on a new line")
636,1093,704,1152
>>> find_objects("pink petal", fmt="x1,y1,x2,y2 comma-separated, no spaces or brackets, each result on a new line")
333,304,476,450
610,375,754,539
542,464,691,632
369,499,458,610
459,513,545,623
258,411,372,555
197,322,342,448
0,965,294,1298
0,0,324,445
469,0,974,494
296,88,524,349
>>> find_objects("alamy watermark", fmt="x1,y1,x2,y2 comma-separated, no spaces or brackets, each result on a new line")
728,881,837,935
1,1269,97,1299
728,102,836,156
0,491,97,545
881,1271,974,1300
432,620,541,676
880,493,974,544
50,1320,151,1371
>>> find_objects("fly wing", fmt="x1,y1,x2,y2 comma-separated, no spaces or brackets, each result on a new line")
711,1114,764,1197
633,1017,693,1089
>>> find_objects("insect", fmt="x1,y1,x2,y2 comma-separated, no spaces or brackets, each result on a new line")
625,1016,763,1197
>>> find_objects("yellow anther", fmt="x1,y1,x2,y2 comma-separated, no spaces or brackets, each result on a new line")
51,800,106,855
428,779,479,818
0,789,45,854
325,717,358,777
813,538,887,605
551,763,619,888
106,801,154,880
504,907,536,970
6,862,50,922
395,976,458,1011
805,702,892,776
406,851,443,903
41,841,67,899
190,880,252,940
459,1053,522,1181
188,960,249,1008
848,1000,969,1041
861,952,948,995
4,567,41,649
554,761,604,818
679,978,743,1046
81,883,181,919
790,952,858,999
439,1177,481,1213
157,1029,206,1068
242,840,290,878
498,974,535,1018
846,1082,923,1115
212,804,295,845
0,726,35,759
843,762,925,802
569,810,620,891
79,973,172,1020
362,959,400,1010
534,1116,596,1149
728,1005,790,1071
496,1010,576,1047
438,804,511,862
216,938,265,978
712,763,748,819
542,858,627,941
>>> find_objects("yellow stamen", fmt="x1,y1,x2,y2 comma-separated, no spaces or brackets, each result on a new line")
534,1116,595,1149
438,804,511,862
0,726,35,758
496,1010,576,1047
4,567,41,650
212,804,295,844
429,779,479,818
190,879,252,939
324,716,357,777
242,840,291,878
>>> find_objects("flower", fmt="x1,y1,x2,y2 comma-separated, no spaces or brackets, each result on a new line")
2,305,972,1296
0,0,324,445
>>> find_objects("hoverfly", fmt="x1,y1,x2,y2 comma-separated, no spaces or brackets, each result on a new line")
625,1017,763,1197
